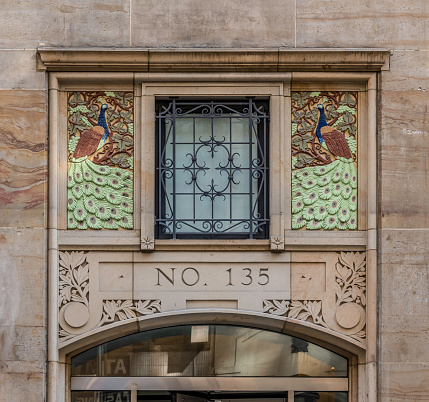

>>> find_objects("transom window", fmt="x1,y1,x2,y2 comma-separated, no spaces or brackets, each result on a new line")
155,99,269,239
71,325,347,377
70,325,349,401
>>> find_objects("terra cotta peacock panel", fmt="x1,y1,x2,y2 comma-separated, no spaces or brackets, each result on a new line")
291,91,358,230
67,92,134,230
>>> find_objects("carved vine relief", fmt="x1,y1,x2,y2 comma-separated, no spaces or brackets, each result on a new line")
67,91,134,230
263,252,366,343
59,251,161,342
291,92,358,230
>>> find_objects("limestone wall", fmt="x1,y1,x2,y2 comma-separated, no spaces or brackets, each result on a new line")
0,1,427,401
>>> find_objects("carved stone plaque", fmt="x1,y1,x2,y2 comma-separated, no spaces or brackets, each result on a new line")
133,261,290,311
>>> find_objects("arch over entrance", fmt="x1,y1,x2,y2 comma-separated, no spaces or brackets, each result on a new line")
62,309,365,358
67,310,362,402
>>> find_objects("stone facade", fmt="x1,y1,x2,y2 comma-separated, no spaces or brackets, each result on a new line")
0,2,428,402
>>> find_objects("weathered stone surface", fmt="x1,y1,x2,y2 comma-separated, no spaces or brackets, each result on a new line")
0,370,45,402
381,263,429,316
0,51,46,90
0,228,46,329
382,50,429,92
380,229,428,265
381,314,429,362
131,0,295,48
380,362,429,401
380,230,429,369
13,326,45,363
380,90,429,228
296,0,428,50
0,90,47,228
0,227,45,402
0,360,45,375
0,0,130,48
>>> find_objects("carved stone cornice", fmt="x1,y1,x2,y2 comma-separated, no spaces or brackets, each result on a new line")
37,47,389,72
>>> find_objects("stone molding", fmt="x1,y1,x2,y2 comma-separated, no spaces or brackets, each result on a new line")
38,48,389,72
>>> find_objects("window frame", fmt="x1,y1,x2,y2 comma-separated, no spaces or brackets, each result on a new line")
141,82,286,251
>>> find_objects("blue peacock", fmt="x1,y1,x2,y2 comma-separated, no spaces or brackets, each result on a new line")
292,104,357,230
67,103,133,230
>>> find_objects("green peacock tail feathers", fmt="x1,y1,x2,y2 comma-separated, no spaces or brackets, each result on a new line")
292,159,357,230
67,159,133,230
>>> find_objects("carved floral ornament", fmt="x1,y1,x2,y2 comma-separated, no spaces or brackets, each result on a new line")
58,251,366,345
58,251,161,342
264,251,366,343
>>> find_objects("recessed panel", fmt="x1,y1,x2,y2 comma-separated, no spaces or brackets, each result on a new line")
291,262,326,293
99,262,133,292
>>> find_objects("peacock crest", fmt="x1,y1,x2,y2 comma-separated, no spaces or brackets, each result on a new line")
291,91,358,230
67,91,134,230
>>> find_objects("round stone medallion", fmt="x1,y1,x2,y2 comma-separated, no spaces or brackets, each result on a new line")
64,302,90,328
335,303,361,329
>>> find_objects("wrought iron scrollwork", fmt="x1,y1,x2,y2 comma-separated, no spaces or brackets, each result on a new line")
156,99,269,239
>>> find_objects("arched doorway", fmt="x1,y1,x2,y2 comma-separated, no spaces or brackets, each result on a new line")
70,324,351,402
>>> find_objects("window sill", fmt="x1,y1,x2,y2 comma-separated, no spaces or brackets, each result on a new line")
57,231,271,251
154,239,270,251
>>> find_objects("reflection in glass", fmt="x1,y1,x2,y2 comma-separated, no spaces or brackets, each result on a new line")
72,390,131,402
295,391,348,402
72,325,347,378
137,391,289,401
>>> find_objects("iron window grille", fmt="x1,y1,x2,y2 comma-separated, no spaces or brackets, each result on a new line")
155,98,269,239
